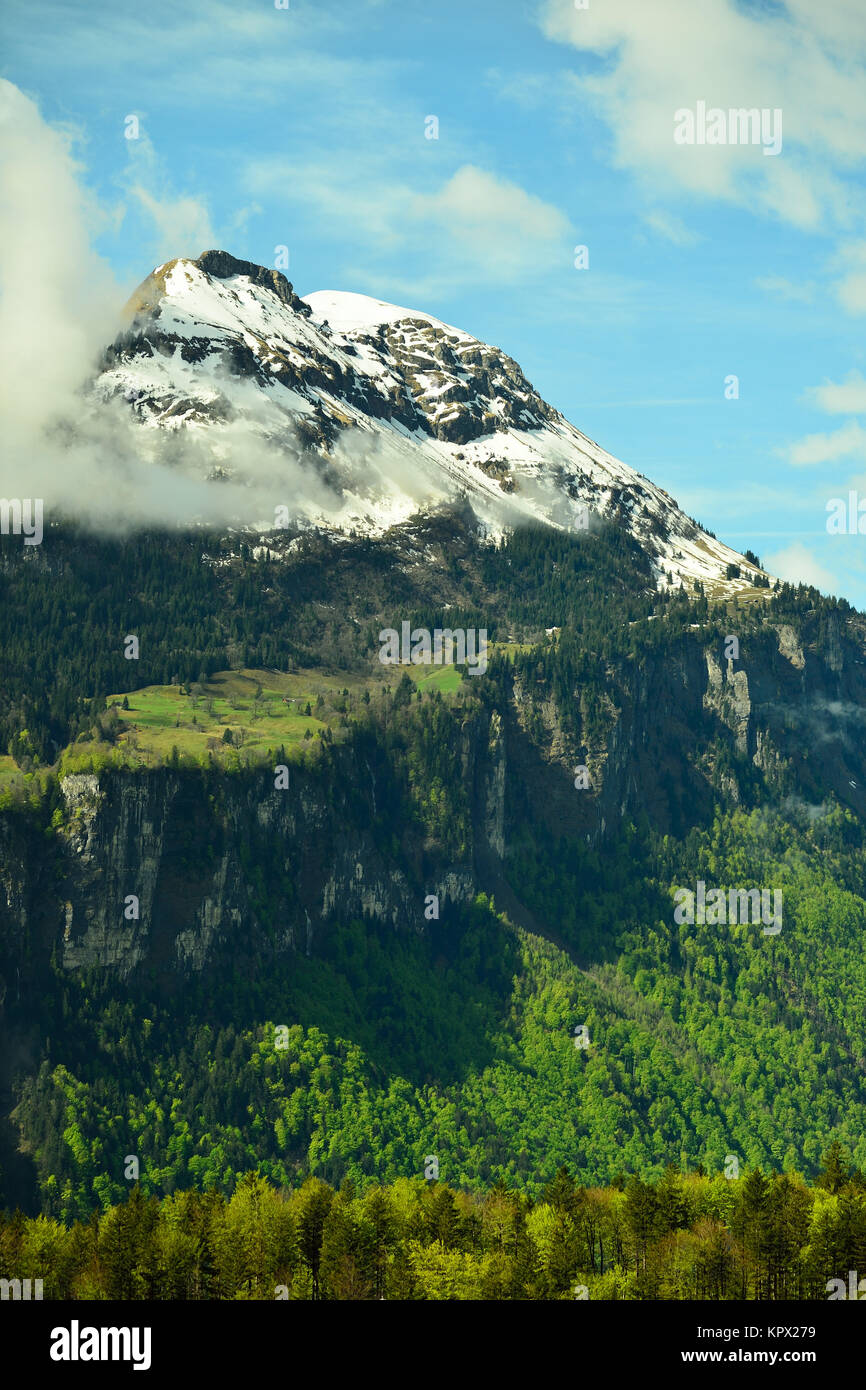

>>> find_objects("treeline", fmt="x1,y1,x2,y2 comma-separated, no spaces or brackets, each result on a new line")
2,1149,864,1300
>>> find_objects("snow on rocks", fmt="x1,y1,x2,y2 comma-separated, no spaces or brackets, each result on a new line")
92,252,766,593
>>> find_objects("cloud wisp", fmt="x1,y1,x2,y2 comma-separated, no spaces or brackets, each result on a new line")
0,82,460,535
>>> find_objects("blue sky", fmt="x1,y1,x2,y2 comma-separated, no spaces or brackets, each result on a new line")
3,0,866,603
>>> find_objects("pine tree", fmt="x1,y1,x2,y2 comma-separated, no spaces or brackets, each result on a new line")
817,1141,849,1195
295,1179,333,1300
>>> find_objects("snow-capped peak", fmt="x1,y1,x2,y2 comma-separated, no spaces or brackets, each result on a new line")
94,250,767,593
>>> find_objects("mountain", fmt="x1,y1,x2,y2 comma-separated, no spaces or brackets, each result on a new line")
3,250,866,1231
95,250,760,593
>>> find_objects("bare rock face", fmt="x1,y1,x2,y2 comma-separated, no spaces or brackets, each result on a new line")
194,250,313,316
60,773,167,974
825,612,845,674
379,317,556,446
703,649,752,756
60,774,104,860
484,710,507,860
44,752,480,978
776,624,805,670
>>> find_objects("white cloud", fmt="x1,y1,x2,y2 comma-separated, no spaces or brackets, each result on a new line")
409,166,571,281
540,0,866,231
117,134,258,277
762,542,839,593
784,420,866,467
833,242,866,314
128,186,215,263
809,371,866,414
244,154,413,250
245,159,572,292
837,272,866,313
0,79,120,440
119,134,216,265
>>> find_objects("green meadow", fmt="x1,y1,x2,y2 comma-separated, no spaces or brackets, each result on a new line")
0,754,23,788
94,659,467,767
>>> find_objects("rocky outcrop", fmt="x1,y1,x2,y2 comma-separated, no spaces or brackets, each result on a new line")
194,250,313,317
776,624,805,671
703,649,752,756
484,710,506,859
380,318,557,446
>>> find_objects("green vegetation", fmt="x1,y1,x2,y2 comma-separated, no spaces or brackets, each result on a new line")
8,795,866,1223
104,671,332,763
2,1148,863,1299
2,513,866,1254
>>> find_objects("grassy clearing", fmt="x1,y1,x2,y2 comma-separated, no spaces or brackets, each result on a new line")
100,659,473,765
404,662,464,693
106,670,331,764
496,642,535,661
0,754,24,788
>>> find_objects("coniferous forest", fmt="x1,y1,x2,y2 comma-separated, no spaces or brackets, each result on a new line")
1,1148,864,1301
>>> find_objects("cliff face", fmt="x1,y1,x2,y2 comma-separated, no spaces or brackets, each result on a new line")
501,616,866,849
0,730,488,987
1,613,865,992
51,760,478,980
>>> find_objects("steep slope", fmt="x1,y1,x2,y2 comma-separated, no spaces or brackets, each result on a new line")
95,250,760,592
